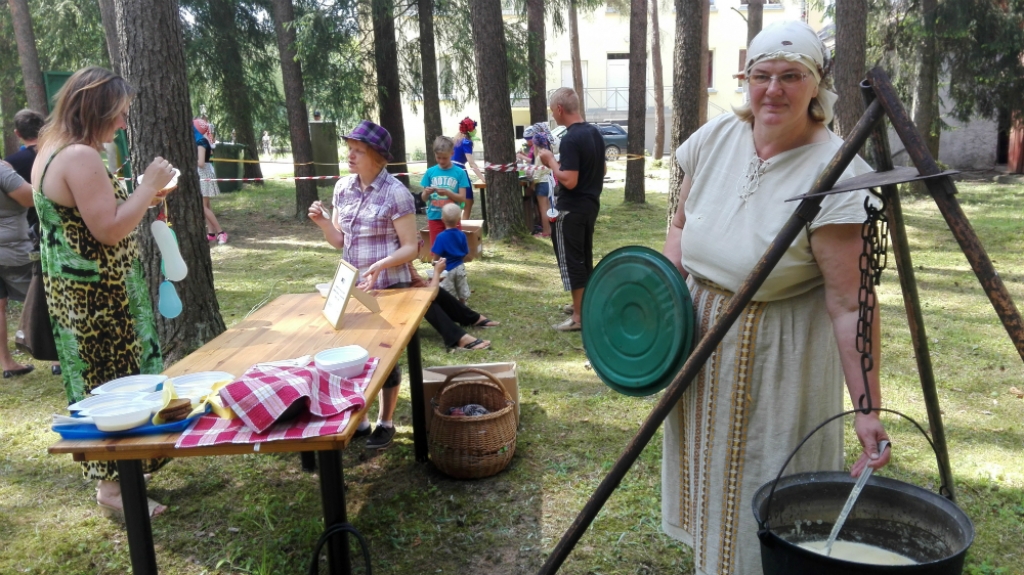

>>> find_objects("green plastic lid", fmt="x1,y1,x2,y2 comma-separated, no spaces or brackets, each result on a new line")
582,246,695,396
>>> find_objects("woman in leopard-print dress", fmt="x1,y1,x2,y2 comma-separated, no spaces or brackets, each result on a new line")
32,67,178,519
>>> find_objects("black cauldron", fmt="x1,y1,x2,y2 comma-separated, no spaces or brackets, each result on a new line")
752,471,974,575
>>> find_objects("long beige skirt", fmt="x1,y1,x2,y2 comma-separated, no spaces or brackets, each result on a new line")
662,278,846,575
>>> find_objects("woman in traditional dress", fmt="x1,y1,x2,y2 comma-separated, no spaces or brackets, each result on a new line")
661,22,891,574
32,66,177,519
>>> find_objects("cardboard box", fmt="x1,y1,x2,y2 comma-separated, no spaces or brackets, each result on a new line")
419,219,484,264
421,362,519,433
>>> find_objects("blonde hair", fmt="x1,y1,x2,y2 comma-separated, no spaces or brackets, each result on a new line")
548,87,579,114
732,97,826,124
432,135,454,155
441,202,462,226
39,66,135,149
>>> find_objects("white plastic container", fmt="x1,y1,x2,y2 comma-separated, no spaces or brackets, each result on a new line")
90,402,154,431
91,374,168,395
314,345,369,378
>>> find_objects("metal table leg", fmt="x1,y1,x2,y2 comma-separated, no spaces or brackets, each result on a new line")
407,328,428,462
118,460,157,574
318,449,349,575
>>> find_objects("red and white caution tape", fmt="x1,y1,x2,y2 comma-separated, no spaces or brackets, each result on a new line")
484,162,519,172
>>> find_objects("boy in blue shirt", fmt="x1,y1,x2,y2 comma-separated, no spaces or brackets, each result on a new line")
432,203,471,303
420,136,470,252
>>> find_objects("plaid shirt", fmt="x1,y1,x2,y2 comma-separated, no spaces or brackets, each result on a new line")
332,168,415,289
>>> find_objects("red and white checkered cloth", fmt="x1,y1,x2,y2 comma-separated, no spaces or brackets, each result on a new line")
174,356,378,448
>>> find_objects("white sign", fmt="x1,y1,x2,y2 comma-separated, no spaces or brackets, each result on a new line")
321,260,380,329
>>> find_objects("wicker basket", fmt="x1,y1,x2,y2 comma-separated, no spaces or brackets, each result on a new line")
428,368,517,479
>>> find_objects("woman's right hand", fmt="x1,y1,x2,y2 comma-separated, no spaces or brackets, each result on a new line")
141,157,175,195
308,201,328,225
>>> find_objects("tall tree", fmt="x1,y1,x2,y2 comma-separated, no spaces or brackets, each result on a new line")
526,0,547,124
468,0,523,239
650,0,665,159
270,0,318,217
668,0,709,222
0,6,23,157
567,0,585,121
372,0,409,185
7,0,47,114
114,0,226,362
912,0,940,160
746,0,763,47
624,0,646,204
833,0,867,139
206,0,264,182
97,0,119,74
418,0,442,168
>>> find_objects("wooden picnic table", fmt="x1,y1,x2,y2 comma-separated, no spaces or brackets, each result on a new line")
49,288,437,575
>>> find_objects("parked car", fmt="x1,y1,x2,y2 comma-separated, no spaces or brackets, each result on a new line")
549,123,628,161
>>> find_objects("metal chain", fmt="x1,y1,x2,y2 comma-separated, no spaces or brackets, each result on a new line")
856,192,889,412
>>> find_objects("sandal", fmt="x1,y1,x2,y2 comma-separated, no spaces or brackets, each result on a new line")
553,318,582,332
453,338,490,351
473,316,500,328
97,497,167,523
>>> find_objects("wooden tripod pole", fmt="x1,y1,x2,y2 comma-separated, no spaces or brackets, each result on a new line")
860,78,956,501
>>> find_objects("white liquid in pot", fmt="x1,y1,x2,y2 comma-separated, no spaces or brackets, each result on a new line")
797,540,917,565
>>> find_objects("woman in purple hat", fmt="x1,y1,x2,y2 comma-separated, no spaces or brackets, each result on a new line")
309,119,499,451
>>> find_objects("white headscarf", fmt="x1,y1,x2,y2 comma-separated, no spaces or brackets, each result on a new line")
742,20,838,125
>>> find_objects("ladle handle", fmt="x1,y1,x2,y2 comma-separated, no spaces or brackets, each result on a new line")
759,409,950,534
823,440,890,556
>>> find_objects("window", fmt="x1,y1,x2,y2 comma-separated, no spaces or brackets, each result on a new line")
738,49,747,88
741,0,781,4
707,50,714,89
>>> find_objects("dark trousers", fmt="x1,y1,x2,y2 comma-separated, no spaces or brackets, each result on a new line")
425,287,481,347
551,210,597,291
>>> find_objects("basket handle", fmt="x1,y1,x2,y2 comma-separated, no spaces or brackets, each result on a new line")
431,367,515,407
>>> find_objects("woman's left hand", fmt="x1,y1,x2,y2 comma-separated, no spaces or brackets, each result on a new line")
850,411,891,477
358,263,383,293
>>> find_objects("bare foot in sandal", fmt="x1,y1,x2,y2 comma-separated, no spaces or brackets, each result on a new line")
96,480,166,521
454,334,490,351
473,316,500,328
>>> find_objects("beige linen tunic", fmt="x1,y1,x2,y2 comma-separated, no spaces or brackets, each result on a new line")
662,113,873,575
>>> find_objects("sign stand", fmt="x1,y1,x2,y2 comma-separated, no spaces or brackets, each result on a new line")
322,260,380,329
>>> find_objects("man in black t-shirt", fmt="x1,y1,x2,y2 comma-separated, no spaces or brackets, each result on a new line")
538,87,605,332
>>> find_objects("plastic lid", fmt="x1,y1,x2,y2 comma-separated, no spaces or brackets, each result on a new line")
582,246,694,396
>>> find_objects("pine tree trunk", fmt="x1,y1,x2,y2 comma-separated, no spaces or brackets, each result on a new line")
7,0,47,114
97,0,120,74
668,0,709,223
833,0,867,139
568,1,586,121
1,83,19,156
209,0,264,182
527,0,547,124
746,0,763,47
418,0,442,168
650,0,665,159
372,0,409,186
911,0,939,194
469,0,524,239
270,0,318,218
913,0,940,159
0,12,23,157
115,0,226,364
624,0,647,204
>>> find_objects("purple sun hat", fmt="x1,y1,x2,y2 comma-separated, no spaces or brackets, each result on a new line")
342,120,394,161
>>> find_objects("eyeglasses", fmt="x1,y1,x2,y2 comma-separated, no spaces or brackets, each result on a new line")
747,72,809,87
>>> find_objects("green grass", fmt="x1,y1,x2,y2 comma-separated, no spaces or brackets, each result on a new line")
1,167,1022,574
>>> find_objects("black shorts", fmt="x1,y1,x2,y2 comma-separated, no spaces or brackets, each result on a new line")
551,210,597,291
0,263,32,302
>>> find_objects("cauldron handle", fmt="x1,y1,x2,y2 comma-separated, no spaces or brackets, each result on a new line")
758,407,952,535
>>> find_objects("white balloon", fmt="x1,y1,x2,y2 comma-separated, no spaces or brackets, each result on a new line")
151,220,188,281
